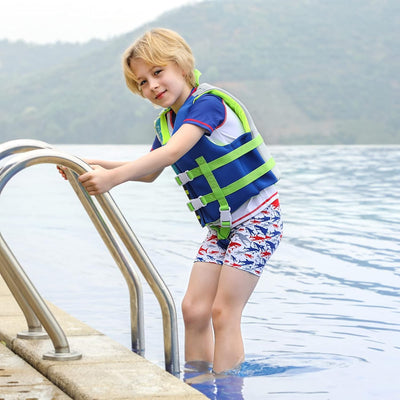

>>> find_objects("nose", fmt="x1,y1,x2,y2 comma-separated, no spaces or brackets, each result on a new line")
148,77,159,90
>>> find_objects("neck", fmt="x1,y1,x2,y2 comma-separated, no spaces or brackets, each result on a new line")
171,85,195,114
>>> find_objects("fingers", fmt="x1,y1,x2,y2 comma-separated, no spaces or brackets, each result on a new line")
82,185,99,196
56,165,68,180
78,171,91,183
77,172,94,194
78,169,106,195
57,165,103,195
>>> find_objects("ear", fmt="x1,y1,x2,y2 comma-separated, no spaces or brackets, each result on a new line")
180,66,188,78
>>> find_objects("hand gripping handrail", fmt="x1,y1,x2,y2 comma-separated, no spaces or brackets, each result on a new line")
0,143,180,375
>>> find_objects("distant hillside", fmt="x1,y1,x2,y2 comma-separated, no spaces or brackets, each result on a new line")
0,0,399,145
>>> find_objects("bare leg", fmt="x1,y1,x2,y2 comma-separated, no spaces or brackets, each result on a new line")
211,265,259,373
182,262,221,363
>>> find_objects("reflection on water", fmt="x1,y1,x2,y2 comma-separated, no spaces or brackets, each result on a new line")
184,352,366,399
188,374,245,400
0,145,399,399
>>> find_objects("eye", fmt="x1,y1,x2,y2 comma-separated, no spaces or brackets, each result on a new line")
138,79,147,87
154,69,162,76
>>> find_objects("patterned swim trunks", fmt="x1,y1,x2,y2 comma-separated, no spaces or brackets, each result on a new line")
194,199,283,276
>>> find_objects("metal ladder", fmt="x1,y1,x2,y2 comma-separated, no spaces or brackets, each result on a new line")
0,139,180,375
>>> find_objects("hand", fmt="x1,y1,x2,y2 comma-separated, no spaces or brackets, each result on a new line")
57,165,68,180
78,165,115,195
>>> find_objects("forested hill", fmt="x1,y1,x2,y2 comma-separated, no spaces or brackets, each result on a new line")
0,0,398,145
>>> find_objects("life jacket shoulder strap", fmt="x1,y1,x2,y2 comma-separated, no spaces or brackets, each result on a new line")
155,83,254,144
154,108,171,145
193,84,252,133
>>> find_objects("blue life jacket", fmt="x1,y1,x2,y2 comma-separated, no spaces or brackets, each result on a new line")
154,83,280,239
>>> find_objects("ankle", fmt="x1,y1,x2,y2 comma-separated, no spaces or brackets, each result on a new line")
212,356,244,375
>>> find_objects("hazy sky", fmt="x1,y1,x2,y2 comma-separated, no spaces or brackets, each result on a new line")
0,0,199,44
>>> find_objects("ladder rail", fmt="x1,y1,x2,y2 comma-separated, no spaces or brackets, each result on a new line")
0,140,61,341
0,233,81,360
0,237,48,339
0,139,53,158
0,140,145,356
63,167,145,356
0,143,180,374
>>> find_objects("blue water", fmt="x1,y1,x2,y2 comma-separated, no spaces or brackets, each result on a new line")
1,145,399,399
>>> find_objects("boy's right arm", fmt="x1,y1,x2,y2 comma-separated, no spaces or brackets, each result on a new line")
83,159,125,169
78,123,204,195
57,159,162,182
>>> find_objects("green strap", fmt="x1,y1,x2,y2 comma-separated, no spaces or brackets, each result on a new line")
194,69,202,86
194,89,251,133
186,156,276,211
196,156,230,212
189,155,275,240
159,112,171,145
176,134,264,185
196,156,231,240
213,225,231,240
199,157,276,206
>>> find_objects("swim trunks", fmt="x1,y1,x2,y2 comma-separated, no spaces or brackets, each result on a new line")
194,200,283,276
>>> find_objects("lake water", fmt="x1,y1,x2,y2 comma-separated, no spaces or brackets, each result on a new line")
0,144,399,399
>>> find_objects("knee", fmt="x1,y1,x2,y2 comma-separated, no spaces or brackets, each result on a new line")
211,302,229,331
212,302,241,332
181,296,212,327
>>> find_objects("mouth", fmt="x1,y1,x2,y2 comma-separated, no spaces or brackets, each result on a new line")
155,90,167,100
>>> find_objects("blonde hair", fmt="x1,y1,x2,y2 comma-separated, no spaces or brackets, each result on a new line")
122,28,196,96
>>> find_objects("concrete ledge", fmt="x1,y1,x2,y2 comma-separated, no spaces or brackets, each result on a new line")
0,343,73,399
0,276,207,399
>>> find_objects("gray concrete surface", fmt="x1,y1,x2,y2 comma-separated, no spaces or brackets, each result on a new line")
0,276,207,399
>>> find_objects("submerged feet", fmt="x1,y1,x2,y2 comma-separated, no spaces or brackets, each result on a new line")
184,359,244,384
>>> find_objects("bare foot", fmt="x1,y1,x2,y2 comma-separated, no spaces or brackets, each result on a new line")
185,372,216,385
185,360,244,385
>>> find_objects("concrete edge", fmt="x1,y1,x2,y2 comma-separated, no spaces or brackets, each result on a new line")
0,342,74,399
0,276,207,399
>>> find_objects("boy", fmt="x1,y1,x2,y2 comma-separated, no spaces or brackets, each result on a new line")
66,28,283,374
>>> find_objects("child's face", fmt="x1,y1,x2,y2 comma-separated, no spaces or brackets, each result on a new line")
131,58,192,112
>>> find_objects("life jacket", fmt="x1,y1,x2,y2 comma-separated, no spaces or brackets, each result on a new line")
154,83,280,239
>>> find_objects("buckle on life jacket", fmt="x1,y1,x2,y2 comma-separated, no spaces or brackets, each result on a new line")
210,206,232,240
187,196,207,211
175,170,194,186
219,206,232,227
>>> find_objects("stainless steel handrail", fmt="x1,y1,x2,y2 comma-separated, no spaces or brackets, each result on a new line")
62,167,146,357
0,141,59,341
0,140,144,356
0,232,82,360
0,143,180,374
0,139,53,157
0,234,49,340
